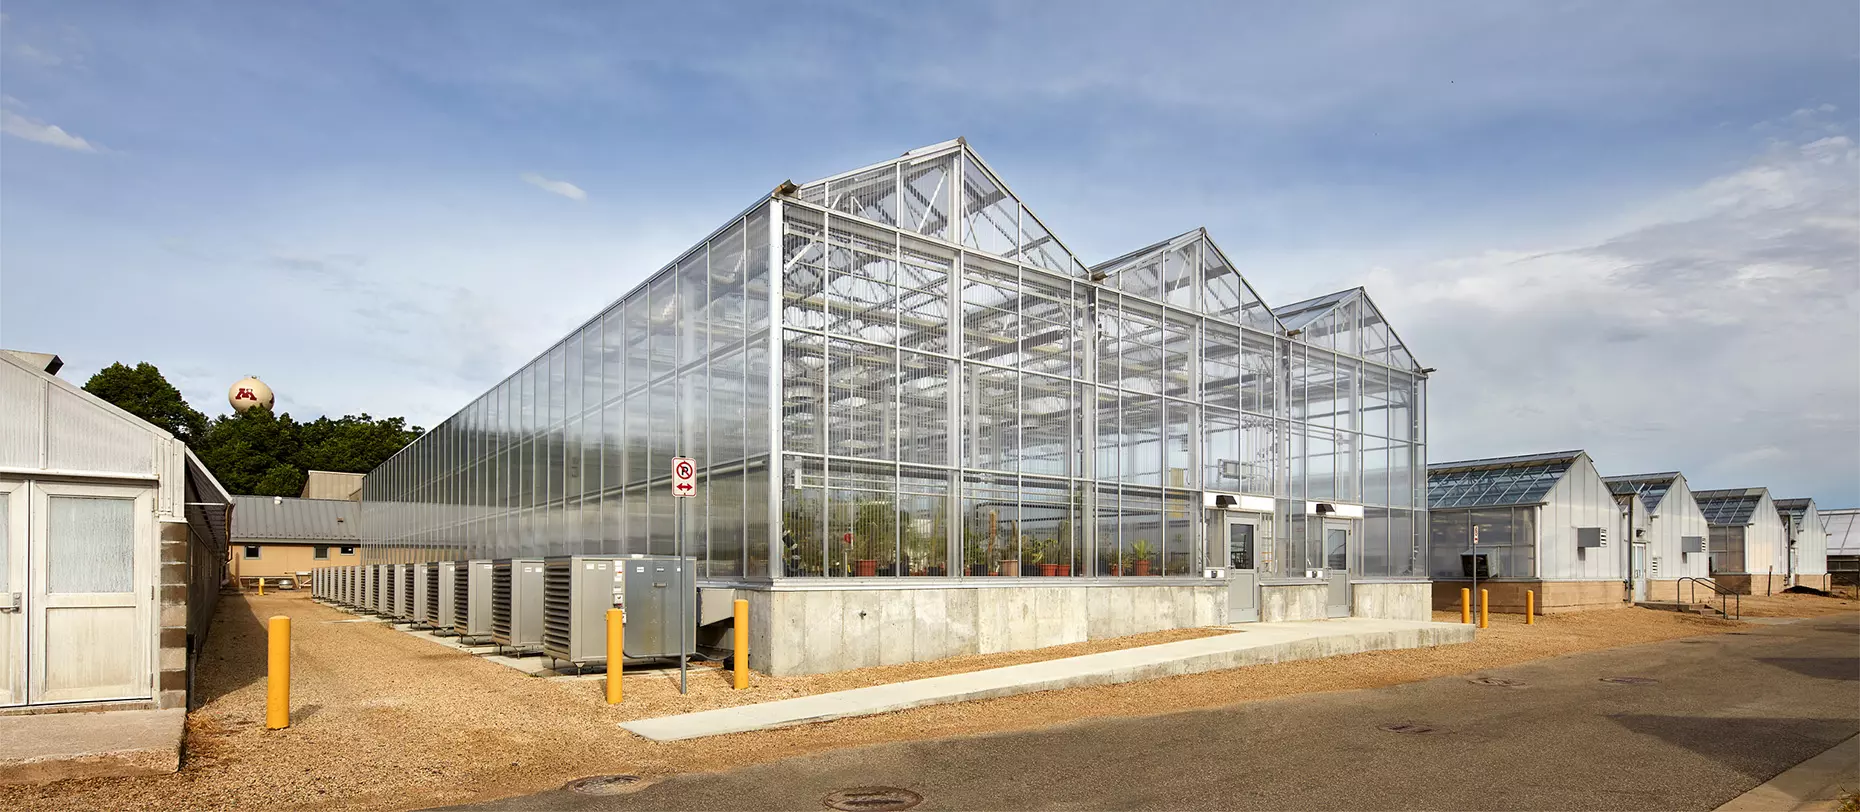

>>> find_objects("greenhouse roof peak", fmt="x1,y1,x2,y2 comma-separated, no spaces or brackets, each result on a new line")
1271,287,1420,370
1088,228,1284,332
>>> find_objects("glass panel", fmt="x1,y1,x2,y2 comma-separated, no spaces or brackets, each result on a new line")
1229,522,1255,570
49,495,135,594
1325,526,1348,571
899,466,949,576
0,498,7,593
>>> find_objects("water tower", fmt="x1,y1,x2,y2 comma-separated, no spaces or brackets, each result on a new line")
229,376,275,412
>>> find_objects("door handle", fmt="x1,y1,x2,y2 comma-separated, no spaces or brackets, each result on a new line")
0,592,18,612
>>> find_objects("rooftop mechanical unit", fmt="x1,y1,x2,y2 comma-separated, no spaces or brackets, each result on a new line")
434,561,458,633
383,564,401,619
491,558,544,653
454,559,494,643
411,562,433,627
345,565,358,607
541,556,626,668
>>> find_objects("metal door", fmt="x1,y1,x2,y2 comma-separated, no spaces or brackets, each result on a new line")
30,482,155,704
1324,520,1352,618
0,480,25,707
1222,514,1261,623
1630,542,1649,602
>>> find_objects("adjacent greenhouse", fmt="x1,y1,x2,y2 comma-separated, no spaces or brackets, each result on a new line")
1603,472,1710,600
1693,487,1791,594
1773,497,1830,591
360,140,1432,674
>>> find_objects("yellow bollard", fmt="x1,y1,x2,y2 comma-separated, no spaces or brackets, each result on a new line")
266,615,290,730
257,577,264,597
1479,589,1490,629
605,608,624,704
1526,590,1536,625
1460,588,1471,624
733,599,750,690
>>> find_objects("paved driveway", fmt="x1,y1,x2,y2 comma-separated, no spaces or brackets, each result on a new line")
456,614,1859,811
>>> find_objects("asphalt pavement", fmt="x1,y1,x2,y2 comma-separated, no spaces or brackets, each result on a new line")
455,614,1859,811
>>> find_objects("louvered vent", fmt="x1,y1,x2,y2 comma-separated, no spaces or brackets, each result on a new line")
542,558,573,656
491,560,513,643
401,566,415,618
425,564,441,622
384,566,397,614
453,563,473,635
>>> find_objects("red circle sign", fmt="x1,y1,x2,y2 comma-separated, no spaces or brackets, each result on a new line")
676,460,693,478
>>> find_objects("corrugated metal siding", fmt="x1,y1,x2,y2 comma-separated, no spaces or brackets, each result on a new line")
1795,502,1828,575
1646,475,1711,581
0,360,45,468
45,384,158,475
231,495,360,541
1743,492,1787,577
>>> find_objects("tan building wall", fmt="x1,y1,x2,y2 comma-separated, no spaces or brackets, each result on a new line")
231,541,359,584
1433,579,1630,614
301,471,363,501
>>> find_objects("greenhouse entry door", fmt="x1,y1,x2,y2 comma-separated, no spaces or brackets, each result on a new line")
1220,512,1262,623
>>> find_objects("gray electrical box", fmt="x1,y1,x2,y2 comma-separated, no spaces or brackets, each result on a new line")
492,558,545,651
621,556,696,659
1681,535,1705,554
1577,527,1605,549
455,560,494,642
542,556,627,666
435,561,457,631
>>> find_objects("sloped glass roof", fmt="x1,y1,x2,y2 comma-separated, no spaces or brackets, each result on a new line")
795,139,1089,278
1088,229,1282,331
1774,498,1815,531
1823,509,1860,555
1693,489,1767,526
1271,288,1419,370
1427,451,1581,509
1604,473,1677,513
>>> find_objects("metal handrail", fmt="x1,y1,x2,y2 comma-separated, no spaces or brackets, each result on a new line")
1678,576,1740,620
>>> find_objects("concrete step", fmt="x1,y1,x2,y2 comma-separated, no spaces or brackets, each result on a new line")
0,708,184,785
1636,601,1726,616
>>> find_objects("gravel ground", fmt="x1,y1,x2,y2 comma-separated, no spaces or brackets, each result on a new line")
1729,591,1860,617
0,596,1801,811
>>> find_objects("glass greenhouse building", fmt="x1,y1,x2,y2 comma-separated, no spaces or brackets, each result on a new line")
359,140,1432,674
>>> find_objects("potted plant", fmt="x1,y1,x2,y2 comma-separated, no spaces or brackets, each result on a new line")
1130,539,1156,576
1035,538,1060,577
963,529,987,576
1055,520,1073,576
1102,546,1125,576
852,499,896,578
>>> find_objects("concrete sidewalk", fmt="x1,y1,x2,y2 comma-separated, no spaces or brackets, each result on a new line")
1715,734,1859,811
0,707,184,785
620,618,1472,742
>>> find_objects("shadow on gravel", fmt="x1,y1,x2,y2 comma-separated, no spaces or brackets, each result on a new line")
192,595,269,707
1608,715,1856,778
1757,658,1860,681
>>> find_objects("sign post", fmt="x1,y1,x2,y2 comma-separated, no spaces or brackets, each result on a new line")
671,457,696,694
1470,525,1479,626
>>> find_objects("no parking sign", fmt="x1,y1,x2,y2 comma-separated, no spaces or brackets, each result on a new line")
671,457,697,498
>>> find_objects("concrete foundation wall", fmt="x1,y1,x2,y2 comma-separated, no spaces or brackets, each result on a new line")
1432,579,1629,614
746,584,1227,676
157,521,191,711
1260,584,1326,622
1711,573,1807,595
1352,582,1433,621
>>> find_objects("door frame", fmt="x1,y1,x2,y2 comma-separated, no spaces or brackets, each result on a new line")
1215,510,1268,623
1322,518,1353,618
28,480,157,705
0,479,26,707
1629,542,1649,602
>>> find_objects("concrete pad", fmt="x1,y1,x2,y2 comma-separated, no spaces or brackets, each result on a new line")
620,618,1472,742
1715,734,1858,811
0,708,184,785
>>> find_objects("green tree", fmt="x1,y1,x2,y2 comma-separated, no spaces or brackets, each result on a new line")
196,407,305,496
82,362,209,445
296,414,423,474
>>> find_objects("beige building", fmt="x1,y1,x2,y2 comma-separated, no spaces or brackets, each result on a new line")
300,470,363,502
229,495,358,587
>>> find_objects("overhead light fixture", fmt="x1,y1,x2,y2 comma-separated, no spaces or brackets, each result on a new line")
1285,328,1303,338
1418,367,1437,374
1315,502,1335,514
1214,494,1237,509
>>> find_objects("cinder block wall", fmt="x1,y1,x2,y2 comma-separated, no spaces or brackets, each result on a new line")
157,521,191,710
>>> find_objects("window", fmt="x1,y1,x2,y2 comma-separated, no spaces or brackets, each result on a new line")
244,545,261,558
314,545,330,560
340,545,356,556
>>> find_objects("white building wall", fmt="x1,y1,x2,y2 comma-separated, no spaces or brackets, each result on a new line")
1742,491,1788,579
1645,475,1710,581
1793,502,1829,576
1536,455,1628,581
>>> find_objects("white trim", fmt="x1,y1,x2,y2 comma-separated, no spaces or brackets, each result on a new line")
1204,491,1275,513
0,467,158,482
1306,501,1365,518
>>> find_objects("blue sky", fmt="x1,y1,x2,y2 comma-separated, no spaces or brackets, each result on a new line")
3,1,1857,505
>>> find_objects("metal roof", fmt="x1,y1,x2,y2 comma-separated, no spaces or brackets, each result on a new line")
1693,488,1769,526
1428,451,1583,510
231,495,359,541
1823,508,1860,555
1604,472,1679,513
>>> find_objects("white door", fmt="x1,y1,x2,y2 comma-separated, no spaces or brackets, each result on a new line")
1223,513,1263,623
1324,520,1352,618
1630,542,1649,602
29,482,155,704
0,480,26,707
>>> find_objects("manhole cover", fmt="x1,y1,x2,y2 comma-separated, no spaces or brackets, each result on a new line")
565,775,647,796
1378,723,1444,735
1469,676,1525,687
823,786,923,811
1599,676,1659,685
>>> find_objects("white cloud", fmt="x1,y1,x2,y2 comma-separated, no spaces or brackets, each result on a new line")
0,108,97,151
1368,133,1858,500
520,172,587,201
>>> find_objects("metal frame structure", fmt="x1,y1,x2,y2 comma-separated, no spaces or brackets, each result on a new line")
358,140,1430,596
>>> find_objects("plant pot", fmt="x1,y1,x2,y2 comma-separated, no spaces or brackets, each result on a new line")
855,559,878,577
927,566,946,577
1039,563,1059,577
998,560,1021,577
969,564,989,576
1133,560,1152,576
1107,565,1122,576
1056,564,1072,577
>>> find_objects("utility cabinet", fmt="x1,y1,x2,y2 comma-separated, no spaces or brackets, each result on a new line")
621,556,696,659
492,558,545,651
362,564,378,612
542,556,627,667
435,561,457,631
394,564,414,620
454,560,494,642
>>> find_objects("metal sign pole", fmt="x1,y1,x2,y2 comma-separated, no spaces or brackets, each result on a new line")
671,455,696,696
678,496,687,695
1470,525,1479,620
